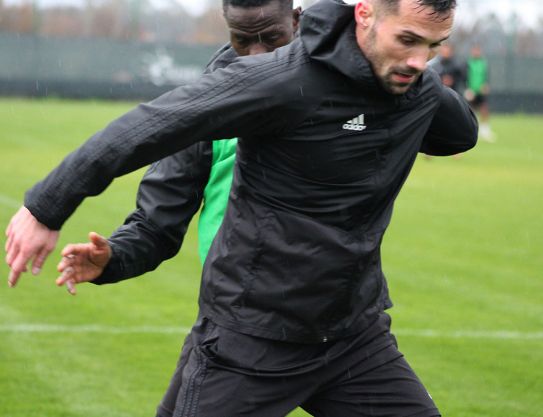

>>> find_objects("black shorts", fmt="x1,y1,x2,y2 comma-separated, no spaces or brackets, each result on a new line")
156,313,440,417
470,93,487,108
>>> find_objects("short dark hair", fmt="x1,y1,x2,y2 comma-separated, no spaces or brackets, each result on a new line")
223,0,293,9
379,0,456,19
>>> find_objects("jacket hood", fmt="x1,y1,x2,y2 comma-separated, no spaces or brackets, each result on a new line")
300,0,378,88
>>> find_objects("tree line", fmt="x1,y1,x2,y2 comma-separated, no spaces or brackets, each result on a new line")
0,0,228,44
1,0,543,56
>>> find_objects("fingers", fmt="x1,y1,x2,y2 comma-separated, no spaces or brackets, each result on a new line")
5,207,60,288
5,218,12,237
7,240,54,287
59,243,93,270
56,262,77,296
5,213,21,272
61,243,81,258
31,247,52,276
8,254,28,287
57,250,77,273
65,279,77,296
5,240,19,267
8,270,19,288
5,207,26,253
5,221,13,252
5,207,22,241
56,268,72,286
56,252,75,285
56,255,79,294
56,264,74,286
5,234,13,254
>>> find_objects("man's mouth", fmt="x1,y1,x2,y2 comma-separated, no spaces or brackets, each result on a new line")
391,71,418,84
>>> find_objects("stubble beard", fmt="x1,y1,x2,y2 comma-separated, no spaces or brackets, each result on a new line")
364,25,418,95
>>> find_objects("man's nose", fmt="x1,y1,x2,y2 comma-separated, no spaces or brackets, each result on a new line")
406,52,428,72
248,43,268,56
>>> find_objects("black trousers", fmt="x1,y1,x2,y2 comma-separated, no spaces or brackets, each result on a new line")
156,313,440,417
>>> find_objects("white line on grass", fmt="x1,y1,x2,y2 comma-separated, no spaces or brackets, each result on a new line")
0,324,542,340
394,329,543,340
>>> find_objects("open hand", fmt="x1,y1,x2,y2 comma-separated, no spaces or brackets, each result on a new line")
56,232,112,295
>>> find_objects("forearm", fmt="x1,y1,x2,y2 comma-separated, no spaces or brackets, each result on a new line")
93,210,183,284
24,92,215,229
92,143,212,284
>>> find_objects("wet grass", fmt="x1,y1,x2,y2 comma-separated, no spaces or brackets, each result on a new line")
0,98,542,416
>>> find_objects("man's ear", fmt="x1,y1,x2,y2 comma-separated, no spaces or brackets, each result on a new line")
354,0,373,27
292,6,302,32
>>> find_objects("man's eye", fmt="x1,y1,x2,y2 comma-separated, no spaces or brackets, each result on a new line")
235,37,250,46
264,33,282,43
399,37,416,46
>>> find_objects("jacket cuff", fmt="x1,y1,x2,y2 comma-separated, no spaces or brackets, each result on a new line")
90,242,124,285
24,186,68,231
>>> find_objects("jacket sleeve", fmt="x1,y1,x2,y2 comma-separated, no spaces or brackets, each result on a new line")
24,50,298,230
420,84,478,156
92,142,212,285
87,46,233,284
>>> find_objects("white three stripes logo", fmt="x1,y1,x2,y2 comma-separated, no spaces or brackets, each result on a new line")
343,114,367,131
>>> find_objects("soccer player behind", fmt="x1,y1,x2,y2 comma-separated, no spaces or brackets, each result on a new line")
465,44,495,142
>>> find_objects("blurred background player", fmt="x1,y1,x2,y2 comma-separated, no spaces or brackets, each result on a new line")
432,43,465,94
429,42,466,159
465,44,495,142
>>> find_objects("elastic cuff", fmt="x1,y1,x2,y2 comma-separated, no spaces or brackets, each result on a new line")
91,242,124,285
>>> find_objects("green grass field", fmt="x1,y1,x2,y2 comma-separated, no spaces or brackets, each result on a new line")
0,98,542,417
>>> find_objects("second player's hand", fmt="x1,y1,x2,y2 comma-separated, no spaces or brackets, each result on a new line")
56,232,112,295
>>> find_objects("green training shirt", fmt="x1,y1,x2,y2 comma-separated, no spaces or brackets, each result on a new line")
197,138,237,263
467,57,488,94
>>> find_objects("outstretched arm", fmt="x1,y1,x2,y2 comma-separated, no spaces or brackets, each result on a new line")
24,53,287,231
56,141,213,292
6,140,213,290
4,47,307,287
4,47,237,289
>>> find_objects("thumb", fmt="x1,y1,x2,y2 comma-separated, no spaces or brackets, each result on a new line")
88,232,108,249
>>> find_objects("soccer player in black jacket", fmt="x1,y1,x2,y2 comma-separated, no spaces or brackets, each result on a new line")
6,1,477,416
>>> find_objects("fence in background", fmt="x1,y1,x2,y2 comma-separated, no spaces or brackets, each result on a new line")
1,34,543,112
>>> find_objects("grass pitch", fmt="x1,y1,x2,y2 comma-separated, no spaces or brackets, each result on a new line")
0,98,542,416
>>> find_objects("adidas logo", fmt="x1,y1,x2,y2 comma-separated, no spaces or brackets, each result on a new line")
343,114,367,131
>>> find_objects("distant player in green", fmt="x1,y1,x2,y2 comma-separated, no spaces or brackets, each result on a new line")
465,44,495,142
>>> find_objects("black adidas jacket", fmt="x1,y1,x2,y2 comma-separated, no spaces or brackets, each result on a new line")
25,0,477,343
